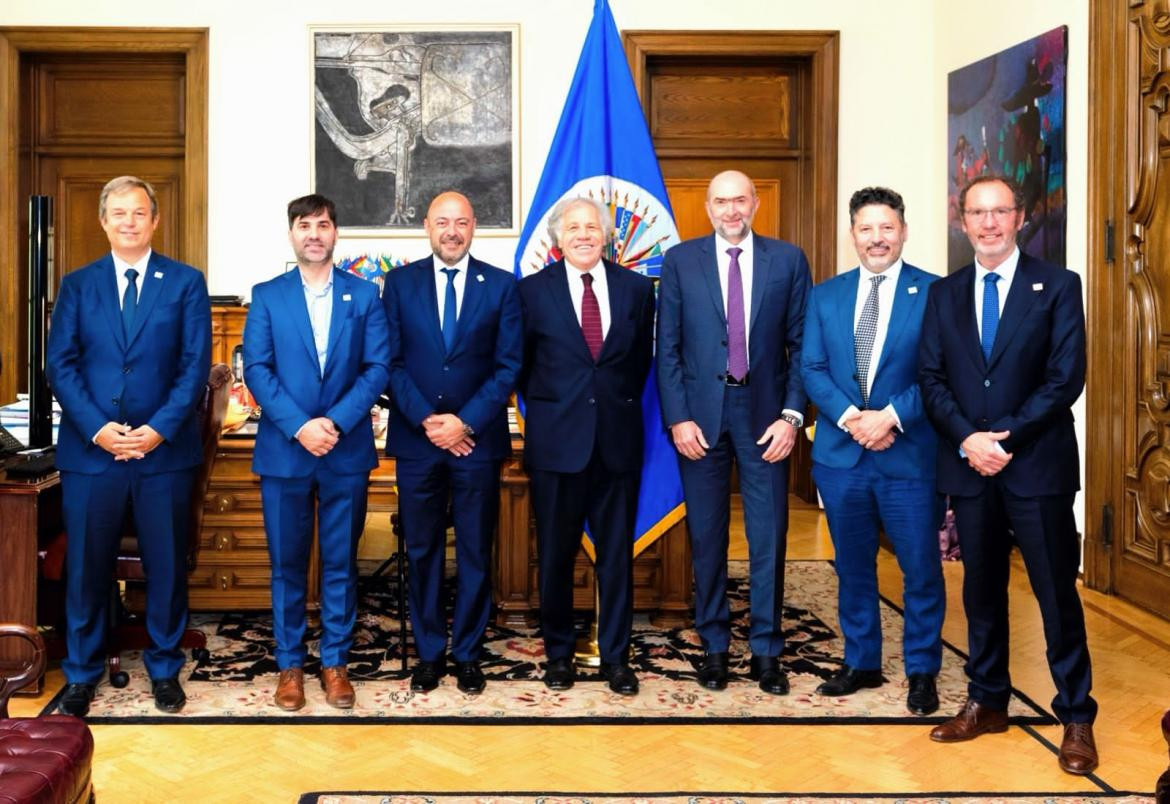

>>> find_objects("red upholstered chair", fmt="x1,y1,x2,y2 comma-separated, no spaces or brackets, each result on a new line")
0,623,94,804
106,362,233,686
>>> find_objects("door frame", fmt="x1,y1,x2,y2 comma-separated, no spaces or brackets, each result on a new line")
623,30,839,286
0,27,208,404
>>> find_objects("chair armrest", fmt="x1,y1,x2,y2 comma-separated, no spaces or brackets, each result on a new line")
0,623,46,717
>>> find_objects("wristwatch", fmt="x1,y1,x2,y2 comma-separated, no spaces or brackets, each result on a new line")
780,412,801,429
463,423,475,438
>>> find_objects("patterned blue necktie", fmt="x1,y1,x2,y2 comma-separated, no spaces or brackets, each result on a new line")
122,268,139,337
981,272,1001,363
440,267,459,353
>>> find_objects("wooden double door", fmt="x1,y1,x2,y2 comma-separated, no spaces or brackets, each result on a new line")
1087,1,1170,618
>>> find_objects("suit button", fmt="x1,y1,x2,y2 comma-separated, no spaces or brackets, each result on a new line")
443,366,449,372
852,373,859,381
721,340,728,346
983,379,991,388
112,397,120,405
588,398,596,405
437,394,444,400
717,373,725,381
122,366,131,374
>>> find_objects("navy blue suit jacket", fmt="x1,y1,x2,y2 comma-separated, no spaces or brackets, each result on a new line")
918,253,1085,497
244,268,391,479
657,233,812,439
518,259,655,474
47,251,211,475
383,255,523,462
801,263,938,478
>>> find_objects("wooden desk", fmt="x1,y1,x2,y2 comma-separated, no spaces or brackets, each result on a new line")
202,305,694,625
0,470,62,693
193,437,694,626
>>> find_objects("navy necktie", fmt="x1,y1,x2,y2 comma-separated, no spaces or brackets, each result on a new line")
981,272,1001,363
122,268,139,337
441,267,459,352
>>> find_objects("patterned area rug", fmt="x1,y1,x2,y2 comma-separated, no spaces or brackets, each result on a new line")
296,793,1153,804
50,560,1056,724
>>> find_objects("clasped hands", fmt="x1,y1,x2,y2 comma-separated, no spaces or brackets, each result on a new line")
843,409,897,451
424,413,475,457
96,421,164,461
670,417,796,463
960,430,1012,477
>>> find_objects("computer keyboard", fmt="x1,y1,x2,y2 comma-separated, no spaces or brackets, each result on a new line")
5,451,56,479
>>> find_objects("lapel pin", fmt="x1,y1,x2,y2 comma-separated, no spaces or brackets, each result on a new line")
476,273,485,282
908,286,918,294
1032,282,1043,291
342,293,352,301
154,271,164,279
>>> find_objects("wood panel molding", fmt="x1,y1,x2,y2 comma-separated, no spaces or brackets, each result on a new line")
0,27,208,404
624,29,838,286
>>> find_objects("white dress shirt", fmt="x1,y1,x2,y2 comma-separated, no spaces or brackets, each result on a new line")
433,253,470,330
714,232,754,366
836,260,904,432
565,260,611,339
112,249,153,309
974,246,1019,340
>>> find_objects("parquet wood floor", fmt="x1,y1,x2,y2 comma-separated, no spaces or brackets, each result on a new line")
11,499,1168,802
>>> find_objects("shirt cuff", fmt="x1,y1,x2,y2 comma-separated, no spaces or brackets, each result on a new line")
836,405,861,431
782,409,804,428
883,403,903,432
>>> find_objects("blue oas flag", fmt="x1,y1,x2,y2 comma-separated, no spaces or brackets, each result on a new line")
514,0,683,557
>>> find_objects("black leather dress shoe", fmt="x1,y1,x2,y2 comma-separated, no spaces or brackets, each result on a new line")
543,657,575,691
151,678,187,713
696,652,729,690
411,659,446,692
816,665,885,697
906,673,939,715
749,655,789,695
599,662,639,696
58,683,96,717
455,661,486,695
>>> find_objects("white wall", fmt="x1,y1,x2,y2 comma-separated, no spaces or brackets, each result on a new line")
2,0,1089,521
1,0,942,292
934,0,1090,531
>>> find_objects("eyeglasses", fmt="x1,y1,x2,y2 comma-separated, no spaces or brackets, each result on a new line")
962,206,1019,220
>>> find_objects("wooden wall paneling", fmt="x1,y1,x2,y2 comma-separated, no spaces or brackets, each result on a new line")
0,27,208,404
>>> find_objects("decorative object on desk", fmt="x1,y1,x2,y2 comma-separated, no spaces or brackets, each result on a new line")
947,26,1068,274
48,561,1055,725
336,253,407,296
312,25,520,237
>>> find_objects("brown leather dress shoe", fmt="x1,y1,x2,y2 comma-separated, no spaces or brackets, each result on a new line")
929,698,1009,742
321,665,356,709
1058,722,1099,775
274,668,305,711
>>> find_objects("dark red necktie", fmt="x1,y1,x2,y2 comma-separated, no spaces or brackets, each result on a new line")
581,272,603,361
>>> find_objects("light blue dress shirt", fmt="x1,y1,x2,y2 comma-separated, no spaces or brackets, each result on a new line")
302,273,333,376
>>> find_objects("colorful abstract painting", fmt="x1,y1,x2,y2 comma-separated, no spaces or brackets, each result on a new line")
947,26,1068,273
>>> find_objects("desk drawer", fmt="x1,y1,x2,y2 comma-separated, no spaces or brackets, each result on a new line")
198,526,271,559
203,488,263,517
188,564,274,610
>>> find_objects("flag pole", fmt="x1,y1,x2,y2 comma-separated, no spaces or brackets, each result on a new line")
574,581,602,667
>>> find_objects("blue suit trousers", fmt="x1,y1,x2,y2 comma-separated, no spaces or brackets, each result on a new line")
61,465,195,683
260,468,369,669
813,453,945,676
679,385,788,657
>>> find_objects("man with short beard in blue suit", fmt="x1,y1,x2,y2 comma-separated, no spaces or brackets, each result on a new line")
383,191,523,694
801,186,944,716
48,175,211,717
657,169,811,695
245,194,390,712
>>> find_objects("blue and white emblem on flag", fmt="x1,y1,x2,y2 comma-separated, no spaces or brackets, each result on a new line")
513,0,684,556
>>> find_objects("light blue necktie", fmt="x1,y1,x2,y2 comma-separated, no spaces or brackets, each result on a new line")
981,272,1001,363
122,268,139,337
441,267,459,353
